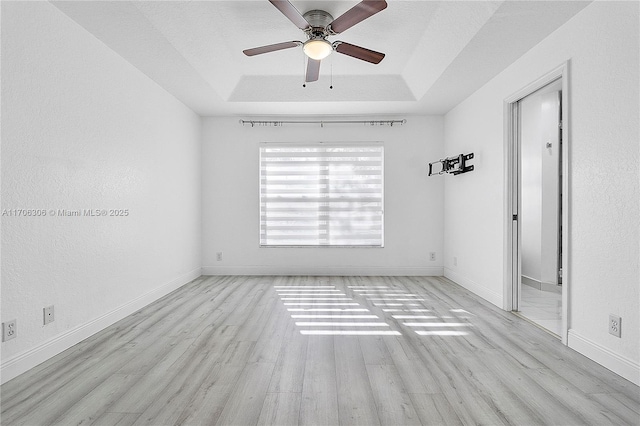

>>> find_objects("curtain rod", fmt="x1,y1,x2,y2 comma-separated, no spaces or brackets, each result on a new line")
239,119,406,128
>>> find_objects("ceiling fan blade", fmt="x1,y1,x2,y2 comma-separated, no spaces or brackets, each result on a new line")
335,42,385,64
269,0,310,30
306,58,321,82
328,0,387,34
243,41,301,56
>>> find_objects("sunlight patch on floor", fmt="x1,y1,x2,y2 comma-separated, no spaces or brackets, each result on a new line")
276,284,401,336
415,330,469,336
300,330,402,335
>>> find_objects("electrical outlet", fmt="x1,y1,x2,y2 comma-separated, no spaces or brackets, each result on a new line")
44,305,55,325
2,319,17,341
609,314,621,338
429,252,436,261
216,252,223,261
453,256,458,267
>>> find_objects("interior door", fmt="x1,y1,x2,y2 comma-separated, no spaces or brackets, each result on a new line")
540,91,562,287
515,79,563,336
519,84,562,293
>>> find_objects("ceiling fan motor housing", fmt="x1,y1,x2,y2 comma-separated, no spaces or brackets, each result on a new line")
302,10,334,39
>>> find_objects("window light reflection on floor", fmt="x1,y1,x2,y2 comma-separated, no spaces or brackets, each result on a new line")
284,302,360,306
280,297,353,301
274,286,336,288
366,298,425,301
277,293,347,296
347,286,388,288
276,285,401,336
391,315,438,319
295,322,390,327
415,330,469,336
300,330,401,335
291,315,379,319
450,309,474,315
374,303,422,307
287,308,370,312
403,322,472,327
356,294,419,297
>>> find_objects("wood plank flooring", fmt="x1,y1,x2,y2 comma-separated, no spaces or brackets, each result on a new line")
1,275,639,425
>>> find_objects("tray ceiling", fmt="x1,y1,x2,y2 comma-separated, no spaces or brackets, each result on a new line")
51,0,590,116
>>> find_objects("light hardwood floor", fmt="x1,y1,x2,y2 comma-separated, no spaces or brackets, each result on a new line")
1,276,639,425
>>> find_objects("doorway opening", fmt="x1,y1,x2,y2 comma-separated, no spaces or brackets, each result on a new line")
504,63,569,343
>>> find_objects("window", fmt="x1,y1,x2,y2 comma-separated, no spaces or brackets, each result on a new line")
260,143,384,247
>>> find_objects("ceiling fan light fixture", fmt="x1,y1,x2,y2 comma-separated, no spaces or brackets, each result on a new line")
303,39,333,60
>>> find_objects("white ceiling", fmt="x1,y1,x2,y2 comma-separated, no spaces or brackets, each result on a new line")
52,0,590,116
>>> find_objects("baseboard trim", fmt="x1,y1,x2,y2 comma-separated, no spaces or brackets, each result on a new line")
443,267,503,308
0,267,202,385
568,329,640,386
521,274,542,289
201,265,443,276
522,275,561,294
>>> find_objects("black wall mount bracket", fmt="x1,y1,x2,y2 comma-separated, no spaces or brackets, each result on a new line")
428,153,474,176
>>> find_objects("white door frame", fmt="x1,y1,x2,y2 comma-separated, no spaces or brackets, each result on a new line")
503,61,570,344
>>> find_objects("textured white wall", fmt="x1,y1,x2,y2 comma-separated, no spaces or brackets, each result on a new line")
202,116,444,275
1,2,201,381
443,1,639,382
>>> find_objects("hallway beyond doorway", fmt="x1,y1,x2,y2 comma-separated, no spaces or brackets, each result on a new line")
519,284,562,336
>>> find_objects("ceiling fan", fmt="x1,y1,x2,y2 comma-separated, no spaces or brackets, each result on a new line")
243,0,387,83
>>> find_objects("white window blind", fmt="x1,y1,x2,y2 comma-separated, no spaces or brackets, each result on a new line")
260,144,384,247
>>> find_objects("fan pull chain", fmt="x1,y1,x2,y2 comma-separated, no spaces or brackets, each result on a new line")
329,53,334,89
302,53,306,88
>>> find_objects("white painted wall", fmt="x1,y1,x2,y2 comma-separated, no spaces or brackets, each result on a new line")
443,1,639,383
202,116,444,276
1,2,202,383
